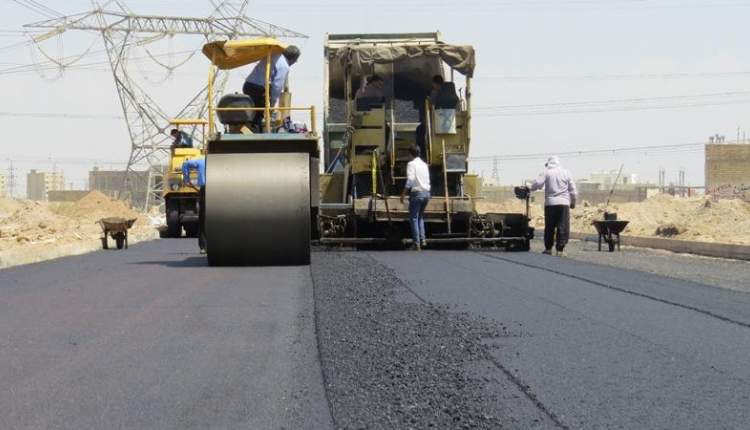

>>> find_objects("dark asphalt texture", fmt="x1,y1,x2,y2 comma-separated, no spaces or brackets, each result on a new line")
0,239,332,430
311,251,558,429
2,239,750,429
368,249,750,429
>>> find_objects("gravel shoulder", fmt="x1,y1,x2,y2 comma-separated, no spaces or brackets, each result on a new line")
537,239,750,293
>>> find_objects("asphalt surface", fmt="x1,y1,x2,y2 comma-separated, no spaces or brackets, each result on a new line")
369,249,750,429
2,239,750,429
0,239,332,430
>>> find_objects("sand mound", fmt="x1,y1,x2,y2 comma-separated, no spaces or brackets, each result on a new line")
478,194,750,245
571,194,750,244
0,198,21,217
54,190,140,220
0,192,152,252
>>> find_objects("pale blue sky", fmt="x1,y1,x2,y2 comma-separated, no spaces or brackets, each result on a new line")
1,0,749,193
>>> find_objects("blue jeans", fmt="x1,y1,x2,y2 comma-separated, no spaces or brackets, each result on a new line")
409,191,430,243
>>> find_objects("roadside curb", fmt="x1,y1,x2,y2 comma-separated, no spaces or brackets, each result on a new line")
570,232,750,261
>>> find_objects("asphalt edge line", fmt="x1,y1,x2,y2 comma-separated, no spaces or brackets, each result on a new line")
308,262,340,430
368,252,570,429
478,251,750,330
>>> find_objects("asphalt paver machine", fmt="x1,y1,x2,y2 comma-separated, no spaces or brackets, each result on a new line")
319,33,533,250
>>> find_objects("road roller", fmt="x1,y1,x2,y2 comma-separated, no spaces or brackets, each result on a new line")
161,119,207,238
319,33,533,250
194,38,319,266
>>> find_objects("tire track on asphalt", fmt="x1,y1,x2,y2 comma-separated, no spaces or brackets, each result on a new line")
478,251,750,330
309,264,340,430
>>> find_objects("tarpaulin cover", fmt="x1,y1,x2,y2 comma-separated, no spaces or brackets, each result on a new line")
334,44,475,78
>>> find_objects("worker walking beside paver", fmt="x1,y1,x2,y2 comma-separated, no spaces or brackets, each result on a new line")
528,156,577,256
401,145,431,250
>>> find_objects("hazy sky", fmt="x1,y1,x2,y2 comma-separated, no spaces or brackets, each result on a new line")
1,0,749,195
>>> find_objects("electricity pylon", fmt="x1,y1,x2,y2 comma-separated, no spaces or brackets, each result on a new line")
25,1,307,210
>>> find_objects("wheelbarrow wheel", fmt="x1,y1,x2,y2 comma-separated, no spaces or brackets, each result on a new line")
608,239,616,252
116,236,125,250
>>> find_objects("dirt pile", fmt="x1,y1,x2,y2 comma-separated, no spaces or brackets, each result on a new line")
0,192,157,266
54,190,140,220
478,194,750,245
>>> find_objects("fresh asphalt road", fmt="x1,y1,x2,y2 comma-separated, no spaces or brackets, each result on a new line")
0,239,332,430
1,239,750,429
369,249,750,429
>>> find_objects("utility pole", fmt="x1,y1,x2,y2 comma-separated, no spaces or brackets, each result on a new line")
6,160,15,198
25,1,307,211
678,168,686,198
658,168,666,193
491,157,500,183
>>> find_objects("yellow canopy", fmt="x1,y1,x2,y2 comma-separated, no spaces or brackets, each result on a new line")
202,38,287,70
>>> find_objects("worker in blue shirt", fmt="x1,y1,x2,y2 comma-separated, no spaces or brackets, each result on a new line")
182,158,207,252
242,45,300,131
182,158,206,188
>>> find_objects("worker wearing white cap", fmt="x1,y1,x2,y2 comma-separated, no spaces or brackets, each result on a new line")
528,156,578,256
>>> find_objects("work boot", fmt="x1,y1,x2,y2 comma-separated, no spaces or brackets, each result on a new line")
542,249,553,255
410,243,422,251
421,240,428,248
556,249,567,257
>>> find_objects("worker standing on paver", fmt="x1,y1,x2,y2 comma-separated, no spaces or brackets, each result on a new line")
529,156,577,256
182,158,207,253
400,145,431,250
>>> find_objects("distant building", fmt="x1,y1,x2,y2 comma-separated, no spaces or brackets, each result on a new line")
89,167,151,206
579,170,640,191
705,143,750,201
26,169,65,201
0,174,6,198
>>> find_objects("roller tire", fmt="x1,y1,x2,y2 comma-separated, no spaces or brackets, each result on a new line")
165,198,182,238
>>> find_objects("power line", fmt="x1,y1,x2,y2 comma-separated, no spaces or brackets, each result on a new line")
481,71,750,81
474,90,750,111
8,0,61,18
0,112,123,120
473,99,750,116
470,142,706,162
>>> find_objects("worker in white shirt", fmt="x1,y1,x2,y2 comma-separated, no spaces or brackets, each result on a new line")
400,145,431,250
528,156,578,256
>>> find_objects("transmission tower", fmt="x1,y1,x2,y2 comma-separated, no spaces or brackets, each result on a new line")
491,157,500,183
25,1,307,210
6,160,16,198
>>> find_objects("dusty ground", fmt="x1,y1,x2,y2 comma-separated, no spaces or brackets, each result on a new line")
0,191,158,268
477,193,750,245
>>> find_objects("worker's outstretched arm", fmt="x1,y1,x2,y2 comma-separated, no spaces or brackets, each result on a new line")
529,173,546,191
568,174,578,208
401,162,416,203
269,57,289,106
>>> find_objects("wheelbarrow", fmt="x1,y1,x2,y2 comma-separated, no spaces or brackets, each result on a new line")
98,217,137,250
592,213,629,252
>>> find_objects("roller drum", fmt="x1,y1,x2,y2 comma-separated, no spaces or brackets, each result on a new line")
205,153,311,266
